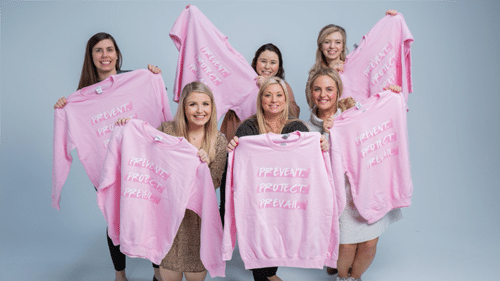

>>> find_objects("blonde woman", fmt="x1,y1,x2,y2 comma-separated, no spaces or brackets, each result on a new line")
116,81,227,281
306,67,401,281
225,77,327,281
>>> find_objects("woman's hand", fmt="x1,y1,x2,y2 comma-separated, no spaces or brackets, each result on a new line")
115,117,131,126
320,135,329,152
54,97,67,109
386,9,398,16
255,76,266,88
226,136,239,152
333,61,344,74
148,64,162,74
197,148,210,164
384,84,402,93
322,115,335,134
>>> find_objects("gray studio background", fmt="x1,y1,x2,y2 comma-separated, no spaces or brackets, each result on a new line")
1,1,499,280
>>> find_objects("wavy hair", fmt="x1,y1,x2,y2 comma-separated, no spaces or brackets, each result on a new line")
309,24,347,74
173,82,218,161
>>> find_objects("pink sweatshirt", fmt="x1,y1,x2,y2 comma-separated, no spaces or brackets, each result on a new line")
97,119,225,277
52,69,172,210
223,132,344,269
340,13,413,104
330,91,413,224
169,5,259,121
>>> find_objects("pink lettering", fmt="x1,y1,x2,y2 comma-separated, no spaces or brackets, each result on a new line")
361,132,398,158
364,42,394,77
201,46,231,78
259,198,307,210
257,167,310,178
127,157,170,180
257,183,310,194
371,54,396,86
124,172,166,193
367,146,400,168
91,102,133,125
355,119,394,146
123,188,160,204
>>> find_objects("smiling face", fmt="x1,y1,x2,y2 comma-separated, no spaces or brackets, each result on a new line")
312,75,338,116
321,31,344,65
261,83,286,117
255,50,280,78
184,92,212,127
92,39,118,79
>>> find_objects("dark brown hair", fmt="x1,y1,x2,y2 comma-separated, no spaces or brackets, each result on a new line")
77,32,122,90
251,43,285,79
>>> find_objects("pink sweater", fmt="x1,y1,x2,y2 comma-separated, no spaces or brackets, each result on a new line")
340,13,414,104
52,69,172,210
330,91,413,224
223,132,344,269
97,119,225,277
169,5,259,121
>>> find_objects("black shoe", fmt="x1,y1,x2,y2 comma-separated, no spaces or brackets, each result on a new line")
326,267,338,275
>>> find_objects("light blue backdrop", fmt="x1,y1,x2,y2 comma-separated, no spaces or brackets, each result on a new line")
1,1,499,280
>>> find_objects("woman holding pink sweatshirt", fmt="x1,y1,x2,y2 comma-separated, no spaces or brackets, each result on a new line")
225,77,328,281
53,32,164,281
115,81,227,281
306,19,403,278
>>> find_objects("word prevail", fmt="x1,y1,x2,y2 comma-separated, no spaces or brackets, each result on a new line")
123,188,160,204
259,198,308,210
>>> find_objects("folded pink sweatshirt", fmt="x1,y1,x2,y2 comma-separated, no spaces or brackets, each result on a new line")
97,119,225,277
330,91,413,224
341,13,413,104
223,132,344,269
52,69,172,210
169,5,259,121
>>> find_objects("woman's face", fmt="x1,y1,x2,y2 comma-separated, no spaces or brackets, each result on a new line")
92,39,118,77
184,92,212,127
261,83,286,116
312,75,338,113
321,31,344,63
255,50,280,78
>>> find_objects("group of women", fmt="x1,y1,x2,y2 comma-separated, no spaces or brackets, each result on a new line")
54,9,402,281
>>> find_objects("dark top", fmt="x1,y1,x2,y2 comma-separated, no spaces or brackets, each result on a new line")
235,117,309,138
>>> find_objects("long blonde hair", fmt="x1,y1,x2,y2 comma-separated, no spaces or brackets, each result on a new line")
309,24,348,74
173,82,218,161
253,77,291,134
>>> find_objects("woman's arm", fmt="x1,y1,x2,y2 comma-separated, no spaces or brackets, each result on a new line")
209,133,229,189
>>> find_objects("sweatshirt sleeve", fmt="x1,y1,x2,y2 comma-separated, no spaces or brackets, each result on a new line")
329,131,346,217
169,5,189,101
96,128,122,245
322,149,340,268
151,71,173,121
186,163,226,277
52,109,76,210
222,150,237,262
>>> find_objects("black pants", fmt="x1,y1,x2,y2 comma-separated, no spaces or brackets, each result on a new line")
107,230,159,271
252,267,278,281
